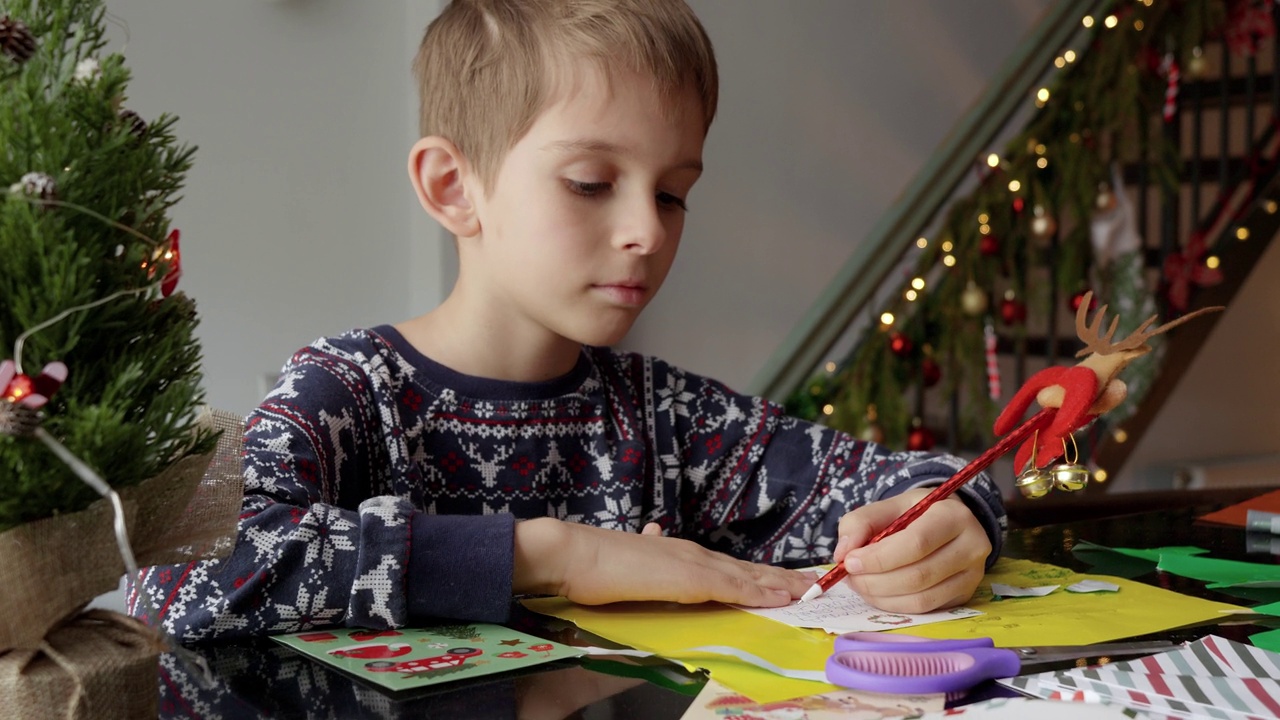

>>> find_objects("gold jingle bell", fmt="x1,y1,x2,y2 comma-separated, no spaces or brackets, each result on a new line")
1050,462,1090,492
1015,467,1053,499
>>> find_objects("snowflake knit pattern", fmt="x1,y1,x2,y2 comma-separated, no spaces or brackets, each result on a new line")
131,326,1005,643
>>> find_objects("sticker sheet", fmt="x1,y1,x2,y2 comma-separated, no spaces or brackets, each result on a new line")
272,623,583,692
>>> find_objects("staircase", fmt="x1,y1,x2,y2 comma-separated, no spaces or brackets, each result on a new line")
750,0,1280,495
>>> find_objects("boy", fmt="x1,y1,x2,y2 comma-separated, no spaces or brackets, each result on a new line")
133,0,1003,643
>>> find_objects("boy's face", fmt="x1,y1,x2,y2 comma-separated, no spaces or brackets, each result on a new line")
465,64,705,349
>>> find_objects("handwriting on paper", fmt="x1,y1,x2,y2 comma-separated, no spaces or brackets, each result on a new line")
738,575,981,634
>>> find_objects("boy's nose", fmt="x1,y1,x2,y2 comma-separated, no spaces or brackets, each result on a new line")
614,199,668,254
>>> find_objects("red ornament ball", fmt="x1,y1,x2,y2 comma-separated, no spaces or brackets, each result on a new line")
1012,197,1025,214
921,357,942,387
889,332,914,357
907,426,936,452
1068,290,1098,313
1000,297,1027,325
979,234,1000,256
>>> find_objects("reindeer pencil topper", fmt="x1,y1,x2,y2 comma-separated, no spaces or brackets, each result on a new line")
993,292,1223,495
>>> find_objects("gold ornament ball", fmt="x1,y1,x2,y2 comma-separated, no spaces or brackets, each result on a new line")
1096,186,1116,211
858,422,884,444
1031,206,1057,239
1016,468,1053,499
1051,463,1090,492
961,282,989,316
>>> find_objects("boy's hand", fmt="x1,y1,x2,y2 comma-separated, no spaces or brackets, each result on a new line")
514,517,811,608
832,488,990,614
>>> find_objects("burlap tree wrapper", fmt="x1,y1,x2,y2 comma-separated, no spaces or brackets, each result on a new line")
0,408,245,719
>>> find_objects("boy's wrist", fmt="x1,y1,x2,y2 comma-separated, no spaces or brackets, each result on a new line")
513,516,569,596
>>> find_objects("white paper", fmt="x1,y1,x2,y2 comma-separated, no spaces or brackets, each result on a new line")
739,578,981,634
991,583,1059,597
1065,580,1119,593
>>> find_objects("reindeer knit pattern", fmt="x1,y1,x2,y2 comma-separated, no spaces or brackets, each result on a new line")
131,326,1005,643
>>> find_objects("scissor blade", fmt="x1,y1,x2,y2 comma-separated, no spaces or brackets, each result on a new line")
1013,640,1177,668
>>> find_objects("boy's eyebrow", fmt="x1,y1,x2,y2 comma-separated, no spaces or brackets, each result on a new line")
542,138,703,172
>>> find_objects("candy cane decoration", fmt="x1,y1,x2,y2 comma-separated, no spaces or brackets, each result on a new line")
1161,52,1180,123
984,321,1001,400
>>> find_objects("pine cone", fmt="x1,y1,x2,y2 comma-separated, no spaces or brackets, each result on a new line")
119,108,148,138
0,15,37,64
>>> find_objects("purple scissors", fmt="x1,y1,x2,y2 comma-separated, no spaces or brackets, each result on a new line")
825,632,1175,695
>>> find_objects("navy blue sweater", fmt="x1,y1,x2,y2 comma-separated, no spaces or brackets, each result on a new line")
132,326,1005,642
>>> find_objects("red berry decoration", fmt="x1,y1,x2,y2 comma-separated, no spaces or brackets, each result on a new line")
1068,289,1097,313
888,332,914,357
979,234,1000,256
906,425,936,452
1000,297,1027,325
921,357,942,387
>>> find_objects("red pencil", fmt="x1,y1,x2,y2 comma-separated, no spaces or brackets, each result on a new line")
797,407,1056,603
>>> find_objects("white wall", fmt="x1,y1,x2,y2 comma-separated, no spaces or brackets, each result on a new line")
104,0,450,416
625,0,1054,391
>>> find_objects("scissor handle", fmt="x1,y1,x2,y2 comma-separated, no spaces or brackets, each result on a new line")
833,632,995,654
825,647,1021,695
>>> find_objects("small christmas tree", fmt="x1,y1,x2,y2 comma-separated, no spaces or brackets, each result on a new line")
0,0,215,532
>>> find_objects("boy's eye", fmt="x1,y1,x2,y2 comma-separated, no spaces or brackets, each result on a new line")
566,180,610,196
657,192,689,212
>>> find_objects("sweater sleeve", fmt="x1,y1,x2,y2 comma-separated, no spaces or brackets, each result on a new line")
648,360,1005,568
129,340,515,643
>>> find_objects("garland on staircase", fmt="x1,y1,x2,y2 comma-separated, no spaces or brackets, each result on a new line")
787,0,1273,455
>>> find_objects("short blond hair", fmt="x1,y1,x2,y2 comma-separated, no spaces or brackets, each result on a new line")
414,0,718,188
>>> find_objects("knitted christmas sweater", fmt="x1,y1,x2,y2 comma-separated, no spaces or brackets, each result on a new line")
132,326,1005,643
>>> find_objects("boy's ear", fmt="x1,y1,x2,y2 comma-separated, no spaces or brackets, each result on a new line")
408,136,480,238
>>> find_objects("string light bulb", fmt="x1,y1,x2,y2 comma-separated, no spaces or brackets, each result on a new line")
941,240,954,252
943,255,957,267
1082,15,1094,28
1104,14,1118,28
1064,50,1077,63
916,236,929,248
905,289,919,302
1206,255,1220,269
880,312,895,326
911,277,926,290
986,153,1000,168
1008,180,1022,192
1236,227,1250,240
822,404,834,416
825,361,836,373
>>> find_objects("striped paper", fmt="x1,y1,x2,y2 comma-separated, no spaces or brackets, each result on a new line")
1000,635,1280,720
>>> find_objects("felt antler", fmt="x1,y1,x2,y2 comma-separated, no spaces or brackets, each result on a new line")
993,292,1223,473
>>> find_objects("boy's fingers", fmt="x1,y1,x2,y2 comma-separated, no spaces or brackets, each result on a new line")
848,497,977,575
640,522,663,536
856,565,985,615
836,491,917,549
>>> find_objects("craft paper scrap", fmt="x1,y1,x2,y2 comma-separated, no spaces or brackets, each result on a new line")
739,570,981,633
876,558,1246,647
919,695,1141,718
271,623,583,692
991,583,1058,598
1000,635,1280,720
1066,580,1119,593
679,677,944,720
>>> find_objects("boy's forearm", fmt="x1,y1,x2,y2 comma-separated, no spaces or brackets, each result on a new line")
513,516,569,596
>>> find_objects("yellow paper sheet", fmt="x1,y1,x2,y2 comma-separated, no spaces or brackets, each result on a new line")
522,557,1247,704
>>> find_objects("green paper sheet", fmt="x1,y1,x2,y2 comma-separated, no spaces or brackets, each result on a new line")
1250,628,1280,653
1156,552,1280,589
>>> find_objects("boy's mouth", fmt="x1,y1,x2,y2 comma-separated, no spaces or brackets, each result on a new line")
592,282,648,307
